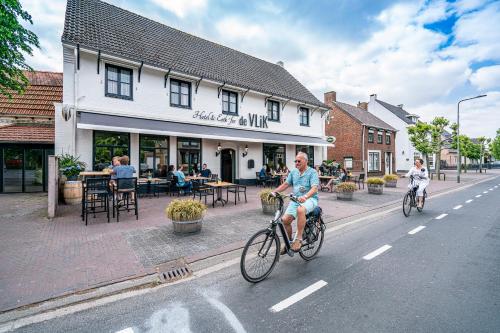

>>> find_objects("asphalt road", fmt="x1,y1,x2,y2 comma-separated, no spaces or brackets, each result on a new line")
8,178,500,333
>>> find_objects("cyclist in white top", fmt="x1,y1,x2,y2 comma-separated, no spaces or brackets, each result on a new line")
405,158,429,208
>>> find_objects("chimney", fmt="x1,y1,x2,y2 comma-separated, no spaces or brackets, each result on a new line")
369,93,377,103
397,104,404,109
357,101,368,111
276,61,284,67
324,91,336,106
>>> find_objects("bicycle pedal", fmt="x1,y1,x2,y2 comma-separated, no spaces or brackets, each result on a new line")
286,250,295,257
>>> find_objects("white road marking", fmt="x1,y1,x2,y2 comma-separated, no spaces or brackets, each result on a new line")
116,328,134,333
408,226,426,235
483,191,488,194
495,185,498,188
489,188,493,191
453,205,463,210
269,280,328,313
465,199,473,203
436,213,448,220
476,195,482,198
363,245,392,260
206,296,246,333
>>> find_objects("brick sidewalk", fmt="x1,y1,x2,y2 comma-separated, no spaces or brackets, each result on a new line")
0,170,498,312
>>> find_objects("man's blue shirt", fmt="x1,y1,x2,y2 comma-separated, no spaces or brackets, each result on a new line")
285,167,319,200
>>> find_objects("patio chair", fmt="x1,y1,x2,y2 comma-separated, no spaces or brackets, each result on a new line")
154,177,170,196
226,184,247,205
210,174,219,181
83,177,110,225
255,172,265,187
114,177,138,222
192,180,215,207
353,173,365,189
168,176,181,196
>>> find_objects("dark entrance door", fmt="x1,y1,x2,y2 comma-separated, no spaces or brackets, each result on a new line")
220,149,234,183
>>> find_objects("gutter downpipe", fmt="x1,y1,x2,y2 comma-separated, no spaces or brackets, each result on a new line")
362,124,366,179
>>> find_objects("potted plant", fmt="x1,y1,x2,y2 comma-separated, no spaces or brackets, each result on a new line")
165,199,207,234
335,182,357,201
260,189,280,215
59,154,86,205
367,177,385,194
383,174,398,188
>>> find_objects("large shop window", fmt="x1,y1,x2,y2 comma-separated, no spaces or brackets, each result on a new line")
296,145,315,167
105,64,133,100
177,138,201,175
170,79,191,108
299,107,310,126
268,100,280,122
263,143,286,171
368,151,380,172
139,135,169,177
222,90,238,116
93,131,130,170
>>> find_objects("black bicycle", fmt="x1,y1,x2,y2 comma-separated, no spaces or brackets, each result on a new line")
240,193,326,283
403,175,427,217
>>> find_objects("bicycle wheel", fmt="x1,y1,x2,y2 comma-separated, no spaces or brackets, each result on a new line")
417,194,425,212
240,229,280,283
403,192,412,217
300,219,325,261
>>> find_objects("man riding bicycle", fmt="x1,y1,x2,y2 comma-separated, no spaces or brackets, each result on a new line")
272,152,319,252
405,158,429,208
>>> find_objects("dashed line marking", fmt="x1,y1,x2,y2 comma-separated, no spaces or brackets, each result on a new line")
465,199,473,203
476,195,482,198
269,280,328,313
453,205,463,210
115,328,134,333
436,213,448,220
489,188,493,191
363,245,392,260
483,191,488,194
408,226,426,235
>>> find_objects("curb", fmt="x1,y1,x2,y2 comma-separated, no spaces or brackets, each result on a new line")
1,174,497,326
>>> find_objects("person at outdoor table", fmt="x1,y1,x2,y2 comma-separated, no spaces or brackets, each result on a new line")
259,165,267,178
167,165,176,180
175,165,192,193
314,165,321,177
110,156,121,181
199,163,212,177
339,168,347,182
112,155,135,178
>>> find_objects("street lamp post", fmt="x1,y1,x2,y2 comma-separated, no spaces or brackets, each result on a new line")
456,94,487,183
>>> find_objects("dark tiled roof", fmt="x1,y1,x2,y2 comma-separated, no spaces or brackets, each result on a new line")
0,123,54,143
61,0,327,108
0,71,62,117
334,101,396,131
375,99,416,124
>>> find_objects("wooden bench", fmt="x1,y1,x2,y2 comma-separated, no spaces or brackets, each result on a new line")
430,172,446,180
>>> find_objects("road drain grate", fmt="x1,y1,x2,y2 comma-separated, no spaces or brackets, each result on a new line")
157,259,192,283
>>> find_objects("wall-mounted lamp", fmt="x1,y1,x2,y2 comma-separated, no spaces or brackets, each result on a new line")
215,142,222,157
401,150,405,155
242,145,249,157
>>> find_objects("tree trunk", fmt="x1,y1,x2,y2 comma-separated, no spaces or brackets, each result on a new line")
464,158,467,173
436,144,441,180
424,153,430,173
479,148,483,173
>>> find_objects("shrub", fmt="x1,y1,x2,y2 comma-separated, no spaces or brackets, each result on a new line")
165,199,207,221
367,177,385,185
259,189,279,204
383,174,398,182
59,154,86,178
335,182,357,193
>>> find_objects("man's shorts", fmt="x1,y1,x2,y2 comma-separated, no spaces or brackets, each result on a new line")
284,198,318,219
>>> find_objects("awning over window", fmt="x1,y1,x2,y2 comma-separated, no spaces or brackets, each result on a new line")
77,112,330,147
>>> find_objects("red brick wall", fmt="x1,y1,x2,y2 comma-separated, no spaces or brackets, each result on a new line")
364,127,397,176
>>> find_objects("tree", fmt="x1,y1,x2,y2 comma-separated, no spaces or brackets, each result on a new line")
407,121,433,172
450,123,473,173
490,129,500,161
430,116,450,180
476,137,491,172
0,0,40,98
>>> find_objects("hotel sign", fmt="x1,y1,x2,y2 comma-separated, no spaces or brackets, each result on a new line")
192,111,268,129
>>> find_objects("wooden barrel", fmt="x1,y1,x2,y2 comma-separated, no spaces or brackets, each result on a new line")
64,181,82,205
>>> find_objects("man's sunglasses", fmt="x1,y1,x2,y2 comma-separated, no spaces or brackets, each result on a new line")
294,160,302,163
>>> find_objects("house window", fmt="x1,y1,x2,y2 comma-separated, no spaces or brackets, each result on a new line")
386,132,391,145
263,143,286,171
344,157,353,169
139,135,169,177
170,79,191,108
296,145,314,167
268,100,280,122
377,131,383,144
105,64,133,100
222,90,238,115
368,151,380,172
177,137,201,176
93,131,130,170
368,129,374,143
299,107,309,126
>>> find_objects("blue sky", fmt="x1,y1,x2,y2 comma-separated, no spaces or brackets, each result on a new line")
21,0,500,138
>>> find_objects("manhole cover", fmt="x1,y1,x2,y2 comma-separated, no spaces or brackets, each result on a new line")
156,258,192,283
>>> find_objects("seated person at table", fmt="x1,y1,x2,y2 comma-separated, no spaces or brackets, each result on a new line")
199,163,212,177
110,156,121,180
159,165,168,177
259,165,267,179
111,155,136,190
339,168,347,182
314,165,321,176
167,165,176,180
175,165,192,193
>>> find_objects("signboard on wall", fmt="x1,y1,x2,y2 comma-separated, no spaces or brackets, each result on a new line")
192,110,268,129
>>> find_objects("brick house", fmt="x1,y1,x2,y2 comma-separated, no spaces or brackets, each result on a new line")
0,71,62,193
324,91,396,176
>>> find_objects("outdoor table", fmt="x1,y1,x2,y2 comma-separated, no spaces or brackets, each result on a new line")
79,171,111,180
205,181,234,206
185,176,210,182
138,178,160,198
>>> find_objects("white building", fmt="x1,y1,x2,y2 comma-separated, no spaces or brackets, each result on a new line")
56,0,330,184
367,94,420,172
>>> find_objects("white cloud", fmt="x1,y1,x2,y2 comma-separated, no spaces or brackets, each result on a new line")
215,17,265,40
470,65,500,90
150,0,207,18
415,0,451,25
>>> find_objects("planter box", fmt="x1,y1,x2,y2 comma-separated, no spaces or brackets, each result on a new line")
368,184,384,195
172,218,203,234
385,180,397,188
262,200,280,215
336,191,353,201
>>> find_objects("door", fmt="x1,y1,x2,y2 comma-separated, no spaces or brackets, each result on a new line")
178,149,201,175
24,148,44,192
2,147,23,192
220,149,234,183
385,152,392,174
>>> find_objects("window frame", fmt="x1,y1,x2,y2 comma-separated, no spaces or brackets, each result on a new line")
170,78,192,109
368,150,381,172
368,128,374,143
222,90,238,116
139,134,169,177
105,64,133,100
92,131,130,170
267,100,280,122
299,107,310,127
385,132,391,145
377,130,383,144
